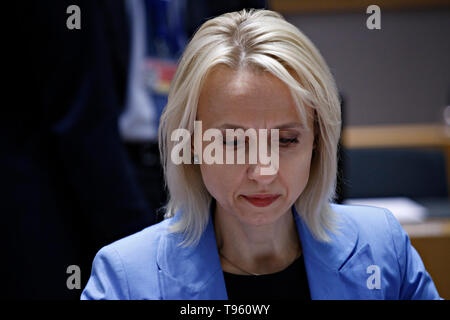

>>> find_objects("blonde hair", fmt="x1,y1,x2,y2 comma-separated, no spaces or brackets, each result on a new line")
159,9,341,246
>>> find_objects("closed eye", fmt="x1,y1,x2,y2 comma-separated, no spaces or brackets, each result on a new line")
279,137,299,146
223,138,299,147
223,138,244,146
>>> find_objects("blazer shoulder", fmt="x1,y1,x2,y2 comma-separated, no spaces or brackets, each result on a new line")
331,203,394,238
82,218,174,300
329,203,399,266
107,217,172,257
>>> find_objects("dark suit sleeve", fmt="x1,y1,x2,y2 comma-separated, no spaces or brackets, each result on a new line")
48,0,154,239
38,0,155,242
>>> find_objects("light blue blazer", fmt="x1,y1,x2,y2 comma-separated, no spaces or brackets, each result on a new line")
81,204,441,300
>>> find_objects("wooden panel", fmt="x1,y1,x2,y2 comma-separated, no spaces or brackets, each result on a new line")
404,219,450,299
403,218,450,238
270,0,450,14
410,235,450,299
341,124,450,149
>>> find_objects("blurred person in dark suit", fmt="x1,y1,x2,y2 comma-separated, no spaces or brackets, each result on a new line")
3,0,159,299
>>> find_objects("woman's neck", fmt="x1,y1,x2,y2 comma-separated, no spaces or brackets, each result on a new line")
214,205,302,275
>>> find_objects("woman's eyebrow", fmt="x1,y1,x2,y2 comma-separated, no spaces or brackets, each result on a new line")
216,122,304,130
275,122,305,130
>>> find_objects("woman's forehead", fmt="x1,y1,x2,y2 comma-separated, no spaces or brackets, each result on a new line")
199,65,282,97
197,66,314,129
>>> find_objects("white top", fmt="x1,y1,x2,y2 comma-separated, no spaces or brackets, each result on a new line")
119,0,157,142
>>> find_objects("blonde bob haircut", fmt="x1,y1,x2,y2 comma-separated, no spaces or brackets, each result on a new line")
159,9,341,246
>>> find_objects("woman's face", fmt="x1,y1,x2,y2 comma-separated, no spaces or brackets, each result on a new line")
196,65,315,227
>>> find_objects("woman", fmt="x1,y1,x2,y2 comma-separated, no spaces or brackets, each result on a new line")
81,9,440,300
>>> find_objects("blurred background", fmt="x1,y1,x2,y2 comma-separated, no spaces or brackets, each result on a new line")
3,0,449,299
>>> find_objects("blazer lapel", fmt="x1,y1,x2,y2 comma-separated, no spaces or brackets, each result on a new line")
295,205,383,299
156,211,228,300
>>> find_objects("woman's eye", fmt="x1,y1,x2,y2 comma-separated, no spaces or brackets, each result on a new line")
223,137,299,147
279,137,299,146
223,139,242,146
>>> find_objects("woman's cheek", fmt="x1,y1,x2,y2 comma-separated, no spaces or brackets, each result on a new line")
280,152,312,192
200,164,232,198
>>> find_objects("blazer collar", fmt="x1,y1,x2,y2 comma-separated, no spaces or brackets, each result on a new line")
294,204,359,272
156,209,226,299
156,204,362,300
294,205,368,299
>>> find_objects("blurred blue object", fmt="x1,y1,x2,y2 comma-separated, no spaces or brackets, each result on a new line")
146,0,187,59
144,0,188,127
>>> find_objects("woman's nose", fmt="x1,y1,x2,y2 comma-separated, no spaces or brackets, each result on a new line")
247,161,278,184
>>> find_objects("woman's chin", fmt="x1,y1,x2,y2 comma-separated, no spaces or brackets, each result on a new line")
234,206,287,227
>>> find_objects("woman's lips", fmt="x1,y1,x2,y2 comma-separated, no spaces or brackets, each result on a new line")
242,194,280,207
